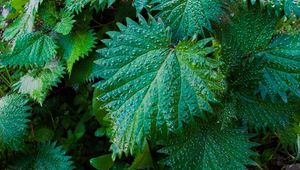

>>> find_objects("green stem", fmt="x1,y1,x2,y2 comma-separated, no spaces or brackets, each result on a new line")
5,68,12,83
0,88,4,96
0,75,10,87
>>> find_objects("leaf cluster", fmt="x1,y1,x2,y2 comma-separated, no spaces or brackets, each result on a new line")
0,0,300,169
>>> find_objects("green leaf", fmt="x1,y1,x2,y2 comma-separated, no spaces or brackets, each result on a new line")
230,92,296,130
254,34,300,102
65,0,89,13
93,89,109,126
54,11,75,35
95,128,106,137
65,0,115,13
34,127,55,142
95,16,224,157
13,142,74,170
277,113,300,148
89,54,108,82
284,0,300,17
129,143,153,170
13,60,65,105
221,7,300,102
244,0,300,18
92,0,116,11
221,7,277,77
133,0,151,13
68,54,97,84
74,122,86,139
0,94,30,151
10,0,29,11
159,124,257,170
1,32,57,67
3,0,43,40
153,0,224,39
90,154,114,170
59,30,96,74
37,1,60,30
217,95,238,129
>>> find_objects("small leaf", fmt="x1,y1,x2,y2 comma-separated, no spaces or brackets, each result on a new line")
13,60,65,105
245,0,300,18
65,0,116,13
59,30,96,74
34,127,55,142
133,0,151,13
10,0,28,11
74,122,86,140
68,54,97,84
1,32,57,67
277,113,300,148
64,0,89,13
0,94,30,151
13,142,74,169
54,11,75,35
90,154,114,170
95,128,106,137
129,143,153,170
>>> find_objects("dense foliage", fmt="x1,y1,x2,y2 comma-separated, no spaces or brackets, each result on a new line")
0,0,300,169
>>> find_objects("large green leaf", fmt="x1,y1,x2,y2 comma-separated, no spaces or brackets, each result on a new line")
254,34,300,102
13,60,65,105
153,0,224,39
59,30,96,74
95,16,224,157
0,94,30,151
1,32,57,67
12,142,74,170
159,124,257,170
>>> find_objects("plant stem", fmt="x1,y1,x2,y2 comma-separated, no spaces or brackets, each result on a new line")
0,75,10,87
0,88,4,96
5,68,12,83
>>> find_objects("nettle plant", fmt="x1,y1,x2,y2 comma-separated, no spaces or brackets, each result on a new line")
0,0,300,169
